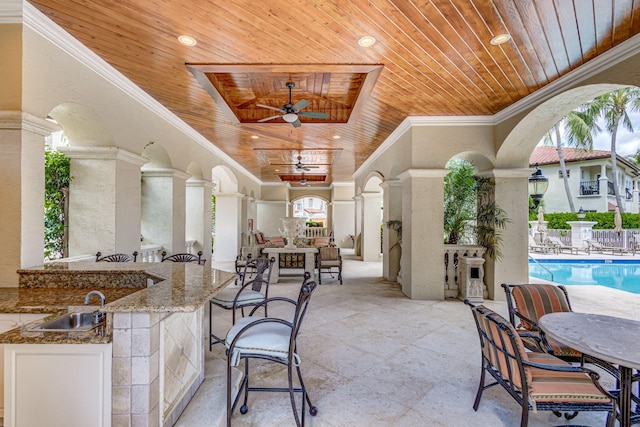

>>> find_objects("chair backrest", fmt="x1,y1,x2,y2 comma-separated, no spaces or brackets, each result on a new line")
318,246,340,262
547,236,562,245
313,236,330,247
268,236,285,247
502,283,572,330
240,246,261,261
255,232,267,245
241,257,275,292
161,250,205,265
96,251,138,262
290,272,318,343
465,300,531,391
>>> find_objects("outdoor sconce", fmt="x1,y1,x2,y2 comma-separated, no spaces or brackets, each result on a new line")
528,163,549,209
577,207,586,221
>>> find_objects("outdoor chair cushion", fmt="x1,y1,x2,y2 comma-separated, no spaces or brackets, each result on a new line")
520,332,582,358
511,284,572,330
268,236,285,246
225,316,296,366
210,288,266,308
526,352,610,404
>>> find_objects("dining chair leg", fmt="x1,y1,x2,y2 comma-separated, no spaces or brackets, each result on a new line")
295,363,317,416
288,363,302,427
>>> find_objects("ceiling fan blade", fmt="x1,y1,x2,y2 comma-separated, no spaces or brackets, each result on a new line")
256,104,285,112
291,118,302,128
292,99,310,112
298,111,329,119
257,115,282,123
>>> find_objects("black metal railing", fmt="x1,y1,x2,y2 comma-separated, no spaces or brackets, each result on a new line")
579,180,599,195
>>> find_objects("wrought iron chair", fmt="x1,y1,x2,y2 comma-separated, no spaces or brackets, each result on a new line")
465,300,614,427
95,251,138,262
160,250,205,265
209,256,275,350
225,272,318,427
316,247,342,284
235,246,263,284
502,283,582,363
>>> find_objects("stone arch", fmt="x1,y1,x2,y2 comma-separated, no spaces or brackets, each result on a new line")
186,161,204,180
141,141,172,168
496,83,630,168
360,172,384,262
363,172,384,192
48,102,113,146
211,165,239,194
448,151,495,174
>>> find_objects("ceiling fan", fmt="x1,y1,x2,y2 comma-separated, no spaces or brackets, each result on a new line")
294,155,319,172
257,82,329,127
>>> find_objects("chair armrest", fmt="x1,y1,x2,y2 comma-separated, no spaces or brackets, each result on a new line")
247,297,297,316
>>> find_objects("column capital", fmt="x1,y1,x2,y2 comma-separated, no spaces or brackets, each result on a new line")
60,146,149,166
397,169,449,180
141,167,190,180
186,179,214,188
379,179,402,190
0,111,61,135
476,168,531,179
214,192,245,199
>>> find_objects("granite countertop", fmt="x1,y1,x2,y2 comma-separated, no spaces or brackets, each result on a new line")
0,262,237,344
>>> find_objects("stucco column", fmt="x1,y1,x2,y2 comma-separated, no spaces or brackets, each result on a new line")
140,166,190,255
0,112,60,286
186,178,213,260
61,146,148,258
481,169,530,300
361,192,383,262
633,188,639,214
331,200,355,249
381,179,402,281
353,195,363,257
214,192,243,262
398,169,447,300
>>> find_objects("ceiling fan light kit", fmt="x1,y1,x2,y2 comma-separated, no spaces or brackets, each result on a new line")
256,81,328,127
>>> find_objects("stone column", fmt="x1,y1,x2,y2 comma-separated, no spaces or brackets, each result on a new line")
353,194,363,257
398,169,447,300
185,178,213,260
61,146,148,258
214,192,243,262
381,179,402,281
0,112,60,286
481,169,530,300
331,200,355,249
140,167,190,256
361,192,383,262
568,221,597,248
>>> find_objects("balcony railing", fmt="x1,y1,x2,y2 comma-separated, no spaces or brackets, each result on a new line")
579,180,600,195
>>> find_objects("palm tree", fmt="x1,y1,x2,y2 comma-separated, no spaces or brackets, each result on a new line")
585,87,640,213
542,110,596,212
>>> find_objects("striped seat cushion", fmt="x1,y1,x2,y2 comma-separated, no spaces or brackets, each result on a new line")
525,352,610,403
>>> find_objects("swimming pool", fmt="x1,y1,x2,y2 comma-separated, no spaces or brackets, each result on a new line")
529,259,640,294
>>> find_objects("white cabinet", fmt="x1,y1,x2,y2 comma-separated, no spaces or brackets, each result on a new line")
0,313,49,419
4,343,112,427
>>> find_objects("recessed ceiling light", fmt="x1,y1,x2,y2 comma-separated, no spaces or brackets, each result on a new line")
250,135,259,139
274,169,280,172
332,135,341,139
358,36,376,47
490,33,511,45
178,35,197,46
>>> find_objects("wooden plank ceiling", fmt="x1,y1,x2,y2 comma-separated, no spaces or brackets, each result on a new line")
30,0,640,186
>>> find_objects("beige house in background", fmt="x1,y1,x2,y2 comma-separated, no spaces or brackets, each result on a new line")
529,146,640,214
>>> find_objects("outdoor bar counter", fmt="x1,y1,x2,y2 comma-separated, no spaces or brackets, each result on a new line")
0,261,236,427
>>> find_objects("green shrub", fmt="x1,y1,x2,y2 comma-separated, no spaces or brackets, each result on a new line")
529,211,640,229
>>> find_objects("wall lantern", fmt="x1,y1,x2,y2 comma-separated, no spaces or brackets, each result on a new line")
528,163,549,209
577,206,586,221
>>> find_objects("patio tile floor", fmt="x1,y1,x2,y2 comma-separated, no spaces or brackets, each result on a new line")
175,253,639,426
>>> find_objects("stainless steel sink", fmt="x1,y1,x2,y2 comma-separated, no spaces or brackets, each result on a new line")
28,312,103,332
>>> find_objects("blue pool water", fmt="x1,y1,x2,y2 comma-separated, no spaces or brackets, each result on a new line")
529,260,640,294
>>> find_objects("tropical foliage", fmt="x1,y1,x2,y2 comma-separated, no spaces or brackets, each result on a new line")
528,211,640,230
443,159,509,259
44,150,71,260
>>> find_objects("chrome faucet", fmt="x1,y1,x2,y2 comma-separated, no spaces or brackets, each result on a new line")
84,290,106,306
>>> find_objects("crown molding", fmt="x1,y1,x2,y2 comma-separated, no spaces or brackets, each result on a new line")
0,0,22,23
21,2,261,186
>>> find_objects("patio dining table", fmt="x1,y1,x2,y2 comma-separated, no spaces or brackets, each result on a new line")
539,312,640,427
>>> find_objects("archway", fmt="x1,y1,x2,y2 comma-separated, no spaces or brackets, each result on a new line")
360,173,383,262
211,165,242,262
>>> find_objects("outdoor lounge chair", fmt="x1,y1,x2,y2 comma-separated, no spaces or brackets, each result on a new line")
546,236,580,255
528,235,555,254
465,300,614,427
585,239,626,255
